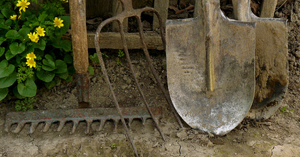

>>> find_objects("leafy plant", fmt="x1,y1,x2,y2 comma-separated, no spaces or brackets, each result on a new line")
0,0,72,102
116,49,124,65
280,106,294,114
15,97,35,111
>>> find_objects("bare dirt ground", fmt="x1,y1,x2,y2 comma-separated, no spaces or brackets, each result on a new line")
1,1,300,157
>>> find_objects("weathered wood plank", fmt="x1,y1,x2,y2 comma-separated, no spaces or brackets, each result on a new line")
88,31,164,50
153,0,169,29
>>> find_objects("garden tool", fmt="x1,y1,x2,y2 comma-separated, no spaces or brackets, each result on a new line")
232,0,288,120
166,0,256,135
94,0,184,156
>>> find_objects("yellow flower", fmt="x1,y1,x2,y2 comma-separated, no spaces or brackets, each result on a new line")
36,26,45,37
53,17,64,28
18,12,22,19
61,0,68,2
27,32,39,43
16,0,30,12
26,59,36,68
26,52,37,60
10,15,17,20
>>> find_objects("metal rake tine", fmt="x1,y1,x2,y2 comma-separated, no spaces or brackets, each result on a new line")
119,22,166,142
57,120,67,132
70,120,79,134
12,122,26,133
29,122,39,134
97,119,106,131
128,118,133,128
136,11,183,128
95,20,138,157
85,119,93,134
142,117,147,126
113,118,119,133
42,121,52,132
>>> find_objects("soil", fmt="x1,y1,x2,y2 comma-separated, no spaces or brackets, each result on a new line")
1,1,300,157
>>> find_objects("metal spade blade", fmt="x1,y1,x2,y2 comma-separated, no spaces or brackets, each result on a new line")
232,0,288,120
166,0,256,135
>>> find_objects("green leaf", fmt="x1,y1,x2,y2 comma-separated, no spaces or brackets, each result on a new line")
0,47,5,57
38,11,48,22
0,60,15,78
0,19,10,29
64,54,73,64
0,88,8,101
1,8,14,18
54,60,67,74
33,39,46,50
88,66,94,75
9,42,26,55
5,50,16,60
0,37,6,45
56,16,70,36
5,30,20,39
36,70,55,82
57,71,69,80
0,71,17,88
51,40,71,52
17,78,37,97
42,54,56,71
13,86,25,99
18,27,31,42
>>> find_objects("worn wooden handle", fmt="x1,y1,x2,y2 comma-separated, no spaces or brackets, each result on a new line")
69,0,89,73
260,0,278,18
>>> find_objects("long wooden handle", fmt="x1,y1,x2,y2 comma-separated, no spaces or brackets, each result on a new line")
70,0,89,73
260,0,278,18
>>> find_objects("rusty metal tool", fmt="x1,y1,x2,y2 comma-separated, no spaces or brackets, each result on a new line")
5,107,162,134
232,0,288,120
166,0,256,135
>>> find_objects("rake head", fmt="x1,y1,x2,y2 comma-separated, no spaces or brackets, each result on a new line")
5,107,162,134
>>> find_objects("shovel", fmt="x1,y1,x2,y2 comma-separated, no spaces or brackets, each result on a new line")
232,0,288,120
166,0,256,135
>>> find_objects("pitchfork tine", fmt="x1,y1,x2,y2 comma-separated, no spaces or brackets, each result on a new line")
57,120,66,132
29,122,39,134
119,21,166,142
97,119,106,131
137,11,183,128
43,121,52,132
12,122,25,133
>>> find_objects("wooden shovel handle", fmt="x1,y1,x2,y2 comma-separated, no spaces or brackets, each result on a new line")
261,0,278,18
69,0,89,73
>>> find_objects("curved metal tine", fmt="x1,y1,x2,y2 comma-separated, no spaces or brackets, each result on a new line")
118,20,166,142
95,18,139,157
137,8,183,128
12,122,26,133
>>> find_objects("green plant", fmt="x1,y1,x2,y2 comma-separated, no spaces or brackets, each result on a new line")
0,0,72,102
280,106,294,114
116,49,124,65
15,97,35,111
110,143,117,149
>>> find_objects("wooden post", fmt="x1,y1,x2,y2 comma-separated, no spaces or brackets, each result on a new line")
69,0,90,108
260,0,278,17
153,0,169,30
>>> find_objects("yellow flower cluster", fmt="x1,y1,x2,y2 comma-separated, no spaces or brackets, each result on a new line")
27,26,46,43
61,0,68,3
26,52,36,68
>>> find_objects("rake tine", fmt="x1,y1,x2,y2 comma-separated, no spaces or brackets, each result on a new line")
70,120,79,134
136,11,183,128
29,122,39,134
97,119,106,131
128,118,133,128
119,22,166,142
12,122,26,133
4,123,10,132
43,121,52,133
57,120,66,132
142,117,147,126
95,23,139,157
85,119,93,134
113,118,119,133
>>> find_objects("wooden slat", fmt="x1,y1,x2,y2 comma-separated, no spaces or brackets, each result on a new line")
88,31,164,50
153,0,169,29
260,0,278,18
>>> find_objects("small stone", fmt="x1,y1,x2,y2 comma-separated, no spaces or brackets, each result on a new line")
176,130,188,140
207,141,214,147
293,51,300,58
121,85,128,90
